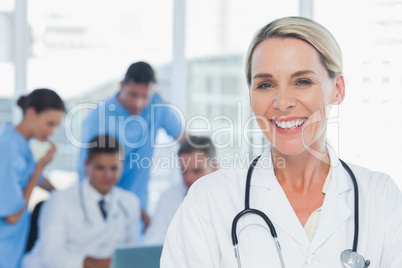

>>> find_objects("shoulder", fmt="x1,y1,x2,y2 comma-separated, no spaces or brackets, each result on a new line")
193,167,247,189
346,163,399,192
168,168,249,231
186,167,248,207
344,163,402,212
0,138,19,160
0,126,24,153
0,126,12,146
47,184,79,206
150,92,165,104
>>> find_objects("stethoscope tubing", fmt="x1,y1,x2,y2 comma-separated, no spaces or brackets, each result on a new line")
231,155,368,268
339,159,359,252
78,183,128,226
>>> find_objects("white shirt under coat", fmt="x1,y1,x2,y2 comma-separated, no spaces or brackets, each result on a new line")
23,180,141,268
161,147,402,267
145,181,187,245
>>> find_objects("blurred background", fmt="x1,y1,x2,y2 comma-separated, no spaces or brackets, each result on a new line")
1,0,401,214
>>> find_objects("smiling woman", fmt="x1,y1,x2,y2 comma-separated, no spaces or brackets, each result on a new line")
249,37,344,159
161,17,402,268
246,16,344,161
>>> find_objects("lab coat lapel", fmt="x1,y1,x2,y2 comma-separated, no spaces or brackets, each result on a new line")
93,188,119,255
105,188,119,224
309,151,353,253
250,151,311,249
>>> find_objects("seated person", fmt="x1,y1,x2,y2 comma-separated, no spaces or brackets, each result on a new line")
145,136,217,245
23,134,141,268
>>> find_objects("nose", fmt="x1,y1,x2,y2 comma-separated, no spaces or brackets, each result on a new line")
134,97,146,109
105,169,113,179
273,87,296,111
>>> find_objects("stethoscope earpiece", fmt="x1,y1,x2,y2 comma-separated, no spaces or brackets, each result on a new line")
341,249,370,268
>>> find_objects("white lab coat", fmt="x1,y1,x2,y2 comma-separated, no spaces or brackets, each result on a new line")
145,181,187,245
161,147,402,267
23,180,141,268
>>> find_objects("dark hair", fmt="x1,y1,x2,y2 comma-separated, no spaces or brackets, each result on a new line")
124,61,156,85
17,88,65,115
87,134,122,162
178,136,216,159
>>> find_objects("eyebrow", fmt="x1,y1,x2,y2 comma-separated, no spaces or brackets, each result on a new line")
252,73,273,79
290,70,316,77
252,70,316,80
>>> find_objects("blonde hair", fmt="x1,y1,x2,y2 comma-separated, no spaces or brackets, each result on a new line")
245,16,343,86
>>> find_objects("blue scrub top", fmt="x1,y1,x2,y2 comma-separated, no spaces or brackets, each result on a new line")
0,125,44,268
78,93,183,209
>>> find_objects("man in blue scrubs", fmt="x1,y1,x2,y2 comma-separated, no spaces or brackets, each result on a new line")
78,61,184,227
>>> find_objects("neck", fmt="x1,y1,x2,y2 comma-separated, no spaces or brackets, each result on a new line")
116,93,138,115
116,93,125,109
15,121,32,140
89,180,110,196
272,141,330,193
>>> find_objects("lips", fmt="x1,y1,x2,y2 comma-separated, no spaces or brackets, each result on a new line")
271,118,308,130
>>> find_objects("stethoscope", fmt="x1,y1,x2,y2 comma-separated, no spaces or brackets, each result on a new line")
231,156,371,268
78,182,129,226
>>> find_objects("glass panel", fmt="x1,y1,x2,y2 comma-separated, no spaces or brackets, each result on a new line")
316,0,402,188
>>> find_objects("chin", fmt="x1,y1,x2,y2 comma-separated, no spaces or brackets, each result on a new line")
36,137,46,142
272,142,308,156
272,136,326,160
99,187,112,195
102,182,115,191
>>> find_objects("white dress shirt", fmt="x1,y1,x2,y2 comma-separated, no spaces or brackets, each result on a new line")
304,166,332,241
145,181,187,245
23,180,141,268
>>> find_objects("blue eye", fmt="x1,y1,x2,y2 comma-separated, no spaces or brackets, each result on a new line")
296,79,311,86
257,83,273,89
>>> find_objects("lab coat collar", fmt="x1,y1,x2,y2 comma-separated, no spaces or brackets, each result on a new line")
250,145,352,193
309,147,353,253
249,148,276,189
249,145,353,250
83,179,114,206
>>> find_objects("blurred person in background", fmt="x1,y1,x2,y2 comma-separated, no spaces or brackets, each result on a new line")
23,134,141,268
145,136,217,245
78,61,184,229
0,88,65,268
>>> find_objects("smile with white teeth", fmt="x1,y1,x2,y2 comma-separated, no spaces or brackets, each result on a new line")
273,118,307,129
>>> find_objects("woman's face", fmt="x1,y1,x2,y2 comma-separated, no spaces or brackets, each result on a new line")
30,109,64,141
249,37,344,156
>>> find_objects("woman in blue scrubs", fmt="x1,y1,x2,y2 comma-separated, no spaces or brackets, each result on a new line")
0,88,65,268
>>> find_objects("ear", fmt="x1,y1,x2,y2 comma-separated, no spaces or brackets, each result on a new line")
119,80,125,91
248,85,253,109
211,160,219,171
84,160,90,170
332,73,345,105
25,107,37,120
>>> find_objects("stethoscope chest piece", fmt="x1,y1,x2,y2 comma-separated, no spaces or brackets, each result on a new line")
341,249,370,268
